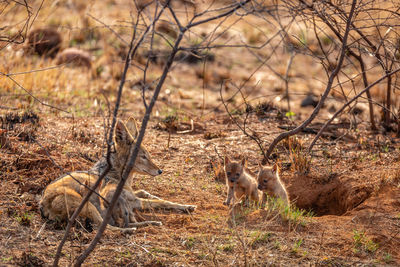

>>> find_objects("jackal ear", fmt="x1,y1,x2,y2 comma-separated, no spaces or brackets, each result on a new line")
115,120,131,145
272,162,280,174
241,158,247,167
125,117,139,139
258,161,263,169
224,156,230,166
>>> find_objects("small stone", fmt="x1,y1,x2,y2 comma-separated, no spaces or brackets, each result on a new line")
27,28,62,57
301,94,319,107
56,47,92,68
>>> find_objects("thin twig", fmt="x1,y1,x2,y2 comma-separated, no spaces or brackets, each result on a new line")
52,13,142,267
284,52,295,112
73,2,252,264
265,0,358,160
308,66,400,151
87,13,128,45
0,72,69,113
220,83,266,159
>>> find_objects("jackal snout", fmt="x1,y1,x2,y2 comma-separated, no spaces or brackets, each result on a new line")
39,206,46,219
135,148,162,176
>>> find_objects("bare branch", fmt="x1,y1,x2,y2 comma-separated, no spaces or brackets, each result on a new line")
52,7,150,265
309,66,400,151
87,13,128,45
265,0,358,160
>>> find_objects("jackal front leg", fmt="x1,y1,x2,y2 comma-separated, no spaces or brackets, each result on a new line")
134,189,162,200
139,198,196,213
261,192,267,209
243,196,250,207
223,186,234,206
127,208,163,228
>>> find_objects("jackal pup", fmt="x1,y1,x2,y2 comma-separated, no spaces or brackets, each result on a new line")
223,156,261,206
257,163,289,206
40,117,196,232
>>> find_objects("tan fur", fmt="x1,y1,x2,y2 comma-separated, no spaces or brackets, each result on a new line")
223,156,262,206
257,163,290,206
40,172,135,233
100,186,196,228
40,117,196,232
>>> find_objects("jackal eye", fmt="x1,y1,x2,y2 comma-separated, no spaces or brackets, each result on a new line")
226,172,231,176
140,155,146,159
235,173,240,177
263,179,268,183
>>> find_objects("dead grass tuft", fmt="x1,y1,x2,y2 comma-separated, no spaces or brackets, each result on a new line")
2,111,40,142
14,251,45,267
211,159,225,182
285,137,311,175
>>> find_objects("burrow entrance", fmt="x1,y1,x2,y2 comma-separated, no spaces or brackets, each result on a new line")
287,174,373,216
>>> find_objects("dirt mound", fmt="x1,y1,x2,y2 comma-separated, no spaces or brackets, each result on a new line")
345,186,400,259
56,48,92,68
27,28,62,57
288,174,373,216
347,186,400,216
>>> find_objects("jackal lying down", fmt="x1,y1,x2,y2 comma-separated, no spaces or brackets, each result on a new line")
40,117,196,232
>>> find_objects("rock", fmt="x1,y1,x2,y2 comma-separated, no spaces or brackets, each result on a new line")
156,21,178,39
301,94,319,107
56,48,91,68
175,50,215,64
27,28,62,57
350,104,366,115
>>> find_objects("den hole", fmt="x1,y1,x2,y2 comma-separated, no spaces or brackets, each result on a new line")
288,175,373,217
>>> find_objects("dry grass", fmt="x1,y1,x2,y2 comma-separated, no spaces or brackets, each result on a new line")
1,113,399,265
1,0,400,266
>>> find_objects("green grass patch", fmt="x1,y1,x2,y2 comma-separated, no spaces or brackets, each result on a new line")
264,195,313,226
352,230,379,254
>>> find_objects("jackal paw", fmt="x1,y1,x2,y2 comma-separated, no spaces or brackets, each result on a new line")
149,221,162,226
121,227,137,234
181,205,196,213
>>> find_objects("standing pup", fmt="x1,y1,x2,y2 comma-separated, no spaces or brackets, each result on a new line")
257,163,289,206
223,156,261,207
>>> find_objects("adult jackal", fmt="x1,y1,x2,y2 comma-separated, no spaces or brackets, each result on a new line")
40,117,196,232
